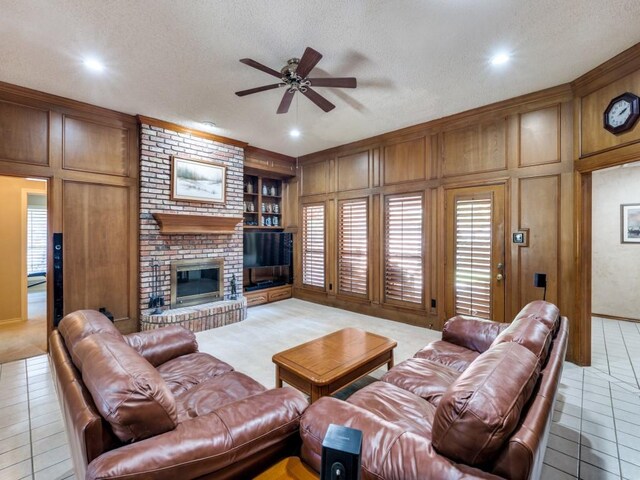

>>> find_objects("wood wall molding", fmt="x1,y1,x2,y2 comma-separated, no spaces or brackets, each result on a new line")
572,42,640,97
0,80,137,124
137,115,248,148
152,213,242,234
299,84,573,165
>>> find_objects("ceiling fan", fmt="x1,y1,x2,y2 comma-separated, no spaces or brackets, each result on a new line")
235,47,357,114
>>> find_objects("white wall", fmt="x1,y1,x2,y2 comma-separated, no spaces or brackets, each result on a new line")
592,164,640,320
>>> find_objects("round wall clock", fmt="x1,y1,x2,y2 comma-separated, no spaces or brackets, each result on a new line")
603,92,640,134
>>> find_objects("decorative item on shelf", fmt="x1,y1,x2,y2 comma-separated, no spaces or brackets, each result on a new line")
262,184,268,195
261,216,266,226
273,203,279,214
230,273,238,300
270,185,277,196
261,202,266,213
147,262,165,314
265,216,272,226
266,203,272,213
273,216,279,226
171,156,226,204
245,181,253,194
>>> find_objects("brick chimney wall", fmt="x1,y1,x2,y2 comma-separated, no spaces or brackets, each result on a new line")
139,123,243,314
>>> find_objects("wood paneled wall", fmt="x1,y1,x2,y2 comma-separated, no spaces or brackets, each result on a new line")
294,85,576,356
0,81,139,336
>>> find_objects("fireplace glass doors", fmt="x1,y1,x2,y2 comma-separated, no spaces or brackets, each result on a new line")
170,258,223,308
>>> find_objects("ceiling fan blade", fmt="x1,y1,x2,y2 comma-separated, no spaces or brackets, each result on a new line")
277,90,295,114
235,83,284,97
239,58,282,78
308,77,357,88
296,47,323,78
301,87,335,112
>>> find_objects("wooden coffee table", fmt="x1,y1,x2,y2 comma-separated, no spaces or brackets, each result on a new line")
272,328,397,403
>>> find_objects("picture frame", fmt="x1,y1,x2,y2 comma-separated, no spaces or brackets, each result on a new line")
171,156,226,204
621,203,640,244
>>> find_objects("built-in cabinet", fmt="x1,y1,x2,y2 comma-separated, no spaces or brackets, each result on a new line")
243,174,283,229
242,149,297,306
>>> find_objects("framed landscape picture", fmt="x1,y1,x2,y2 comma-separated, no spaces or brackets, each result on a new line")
171,157,226,204
621,203,640,244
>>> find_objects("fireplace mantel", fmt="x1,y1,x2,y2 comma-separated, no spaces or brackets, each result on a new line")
152,213,242,234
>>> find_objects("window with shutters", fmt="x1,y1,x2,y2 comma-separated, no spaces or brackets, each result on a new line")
338,198,368,296
384,193,423,305
302,203,325,288
27,205,47,275
454,196,492,319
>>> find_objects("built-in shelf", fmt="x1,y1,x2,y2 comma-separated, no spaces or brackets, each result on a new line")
153,213,242,234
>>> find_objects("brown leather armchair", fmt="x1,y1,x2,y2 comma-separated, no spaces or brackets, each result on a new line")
300,301,568,480
50,310,308,480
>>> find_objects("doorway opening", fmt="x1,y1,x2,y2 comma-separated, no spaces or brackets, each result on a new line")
0,175,48,363
589,161,640,386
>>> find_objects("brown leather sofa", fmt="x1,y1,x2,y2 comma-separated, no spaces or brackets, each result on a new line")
300,301,568,480
49,310,308,480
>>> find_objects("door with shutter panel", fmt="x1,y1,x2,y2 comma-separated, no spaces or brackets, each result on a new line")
445,185,505,322
301,203,326,289
338,198,368,297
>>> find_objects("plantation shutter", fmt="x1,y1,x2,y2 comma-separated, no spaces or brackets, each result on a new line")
384,194,423,305
302,203,325,288
27,206,47,275
338,198,368,296
454,196,492,318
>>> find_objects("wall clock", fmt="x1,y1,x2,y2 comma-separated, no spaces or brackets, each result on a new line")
603,92,640,134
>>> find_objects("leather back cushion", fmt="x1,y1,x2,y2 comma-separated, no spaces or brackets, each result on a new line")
491,316,553,364
58,310,125,370
514,301,560,332
432,342,540,466
74,333,177,443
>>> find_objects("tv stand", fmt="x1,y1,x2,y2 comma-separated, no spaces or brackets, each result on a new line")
244,284,292,307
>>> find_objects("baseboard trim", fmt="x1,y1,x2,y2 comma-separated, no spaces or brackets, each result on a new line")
592,312,640,323
0,316,25,325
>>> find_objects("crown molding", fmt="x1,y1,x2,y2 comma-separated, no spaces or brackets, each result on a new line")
572,42,640,97
137,115,248,148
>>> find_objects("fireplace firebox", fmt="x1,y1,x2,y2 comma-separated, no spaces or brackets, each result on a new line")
170,258,224,308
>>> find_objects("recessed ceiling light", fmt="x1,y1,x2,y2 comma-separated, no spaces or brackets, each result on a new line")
490,53,511,66
290,129,301,138
83,57,105,72
201,121,217,128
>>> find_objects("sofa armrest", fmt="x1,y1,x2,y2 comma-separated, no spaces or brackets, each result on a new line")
300,397,499,479
442,315,509,353
125,326,198,367
86,387,308,480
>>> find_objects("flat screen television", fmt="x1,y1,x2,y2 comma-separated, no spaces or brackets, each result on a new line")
243,232,292,268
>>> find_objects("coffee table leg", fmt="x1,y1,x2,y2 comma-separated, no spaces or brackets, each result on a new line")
387,353,394,370
275,365,283,388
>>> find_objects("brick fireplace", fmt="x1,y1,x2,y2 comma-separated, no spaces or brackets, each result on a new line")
139,121,245,329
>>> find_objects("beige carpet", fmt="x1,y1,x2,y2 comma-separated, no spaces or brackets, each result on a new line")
0,285,47,364
195,298,440,390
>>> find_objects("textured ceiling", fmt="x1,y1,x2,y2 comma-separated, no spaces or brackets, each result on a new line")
2,1,640,156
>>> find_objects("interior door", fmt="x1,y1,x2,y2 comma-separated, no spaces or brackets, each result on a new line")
445,185,505,321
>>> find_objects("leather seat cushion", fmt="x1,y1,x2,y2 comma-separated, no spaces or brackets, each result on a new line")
514,301,560,333
175,371,266,422
75,333,178,443
157,352,234,396
491,316,553,364
413,340,479,372
347,381,436,439
58,310,125,370
381,358,461,406
432,342,540,466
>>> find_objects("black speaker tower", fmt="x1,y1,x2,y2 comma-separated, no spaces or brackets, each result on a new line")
53,233,64,326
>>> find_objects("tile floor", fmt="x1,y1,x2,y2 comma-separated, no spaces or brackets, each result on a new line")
0,301,638,480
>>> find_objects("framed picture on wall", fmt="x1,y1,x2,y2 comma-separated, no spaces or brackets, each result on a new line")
621,203,640,244
171,157,226,204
